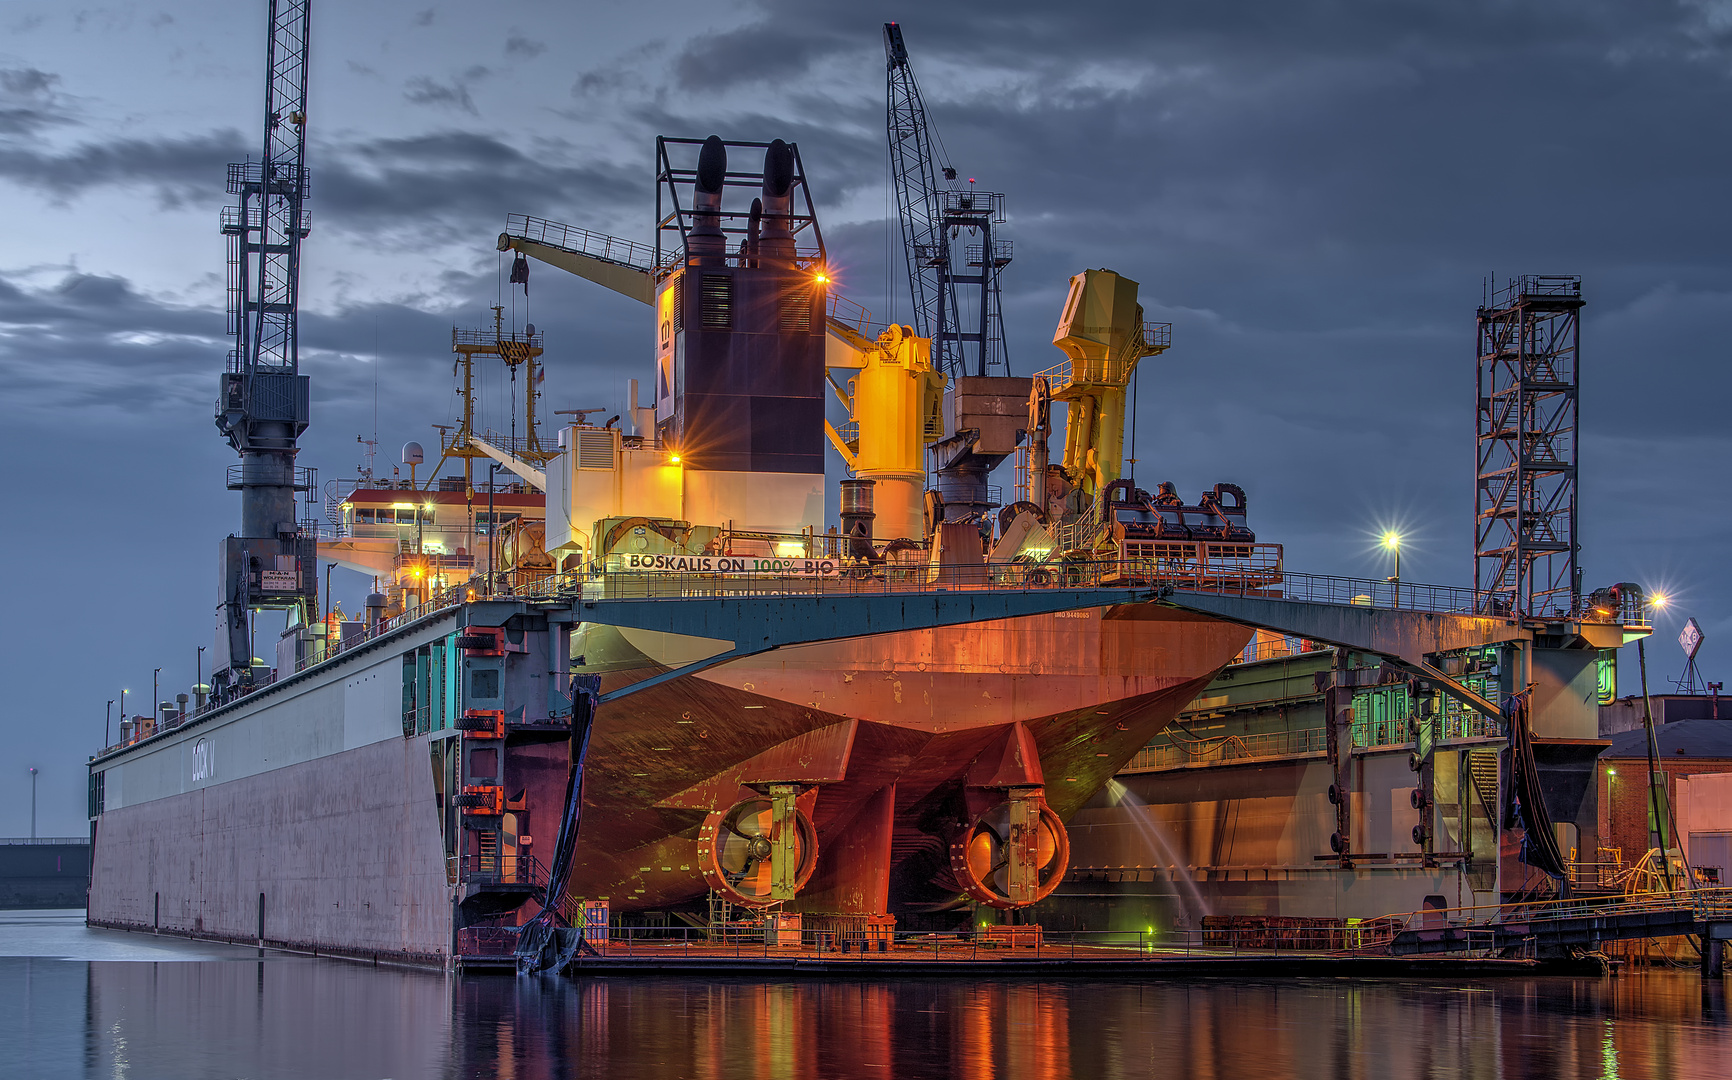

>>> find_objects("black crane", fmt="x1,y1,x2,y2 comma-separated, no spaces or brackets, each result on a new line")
883,22,1012,377
212,0,317,698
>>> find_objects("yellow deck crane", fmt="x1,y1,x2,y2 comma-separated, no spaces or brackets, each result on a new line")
822,317,948,543
1030,269,1170,509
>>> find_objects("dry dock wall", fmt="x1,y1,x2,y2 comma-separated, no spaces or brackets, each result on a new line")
88,617,458,962
89,737,450,959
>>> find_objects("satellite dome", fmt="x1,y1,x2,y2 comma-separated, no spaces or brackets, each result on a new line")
402,441,425,465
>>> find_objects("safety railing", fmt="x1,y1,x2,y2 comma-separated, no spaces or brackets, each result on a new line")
516,559,1496,622
504,214,661,271
1123,727,1329,772
459,853,547,888
826,291,879,338
1376,886,1732,944
1128,711,1502,774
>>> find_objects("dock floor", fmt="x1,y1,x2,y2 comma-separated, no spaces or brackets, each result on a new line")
461,939,1555,978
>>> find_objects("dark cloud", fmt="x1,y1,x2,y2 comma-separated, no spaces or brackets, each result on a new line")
404,75,477,115
0,126,640,242
0,66,75,136
673,25,855,90
0,130,242,205
413,9,436,28
505,33,545,59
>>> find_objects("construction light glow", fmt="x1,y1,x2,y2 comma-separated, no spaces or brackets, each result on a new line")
1649,591,1668,609
1381,531,1402,551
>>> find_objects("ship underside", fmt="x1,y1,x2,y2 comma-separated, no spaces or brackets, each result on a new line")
559,602,1250,916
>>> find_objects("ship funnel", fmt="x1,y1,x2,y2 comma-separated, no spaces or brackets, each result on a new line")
758,139,796,263
689,135,728,262
365,592,387,627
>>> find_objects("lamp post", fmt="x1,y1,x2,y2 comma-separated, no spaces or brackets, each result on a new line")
1382,532,1402,605
105,700,114,751
119,689,128,734
488,461,499,597
196,646,205,711
29,767,37,838
153,667,161,727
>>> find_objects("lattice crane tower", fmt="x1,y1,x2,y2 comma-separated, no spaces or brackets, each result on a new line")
212,0,316,695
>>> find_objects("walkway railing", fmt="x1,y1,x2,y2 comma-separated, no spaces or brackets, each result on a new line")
504,214,663,271
1378,887,1732,949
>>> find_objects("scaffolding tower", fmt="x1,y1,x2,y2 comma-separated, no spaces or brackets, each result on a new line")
1474,275,1582,618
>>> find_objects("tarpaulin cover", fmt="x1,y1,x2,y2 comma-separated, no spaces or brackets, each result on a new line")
1503,692,1568,881
516,673,602,974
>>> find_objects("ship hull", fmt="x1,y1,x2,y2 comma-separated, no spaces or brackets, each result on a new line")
85,597,1249,959
567,602,1250,912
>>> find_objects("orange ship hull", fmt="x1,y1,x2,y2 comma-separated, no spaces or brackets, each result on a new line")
561,602,1250,915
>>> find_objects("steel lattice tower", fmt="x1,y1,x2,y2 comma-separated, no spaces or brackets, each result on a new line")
212,0,316,693
1474,275,1582,618
883,22,1010,377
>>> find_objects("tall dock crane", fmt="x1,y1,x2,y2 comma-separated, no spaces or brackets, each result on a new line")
212,0,317,698
883,22,1012,377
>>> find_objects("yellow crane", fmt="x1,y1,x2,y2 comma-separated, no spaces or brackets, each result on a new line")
822,319,947,543
1035,269,1170,503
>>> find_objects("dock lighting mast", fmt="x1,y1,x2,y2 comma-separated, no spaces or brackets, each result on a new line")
883,22,1011,377
212,0,317,698
1474,275,1581,618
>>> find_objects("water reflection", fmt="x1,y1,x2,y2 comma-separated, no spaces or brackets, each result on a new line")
4,914,1731,1079
454,973,1732,1080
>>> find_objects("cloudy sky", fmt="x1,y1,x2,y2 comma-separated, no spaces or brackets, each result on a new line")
3,0,1728,834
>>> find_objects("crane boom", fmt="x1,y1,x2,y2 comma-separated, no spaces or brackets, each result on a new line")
883,23,949,351
882,22,1011,377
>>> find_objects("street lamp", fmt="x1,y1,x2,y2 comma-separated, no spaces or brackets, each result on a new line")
1382,531,1402,603
29,766,37,839
153,667,161,728
105,700,114,750
487,461,499,597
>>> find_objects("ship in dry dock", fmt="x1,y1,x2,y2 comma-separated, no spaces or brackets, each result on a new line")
84,88,1282,961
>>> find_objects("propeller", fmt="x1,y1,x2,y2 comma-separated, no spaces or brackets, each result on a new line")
961,804,1063,902
713,799,808,900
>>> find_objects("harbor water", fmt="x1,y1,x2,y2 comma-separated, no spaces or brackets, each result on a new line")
5,910,1731,1079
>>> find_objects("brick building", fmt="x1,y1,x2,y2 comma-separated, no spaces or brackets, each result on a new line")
1595,720,1732,879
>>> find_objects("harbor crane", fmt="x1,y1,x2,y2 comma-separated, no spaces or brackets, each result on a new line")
212,0,317,699
883,22,1012,377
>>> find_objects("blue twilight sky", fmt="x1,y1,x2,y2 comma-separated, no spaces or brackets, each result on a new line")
2,0,1729,835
